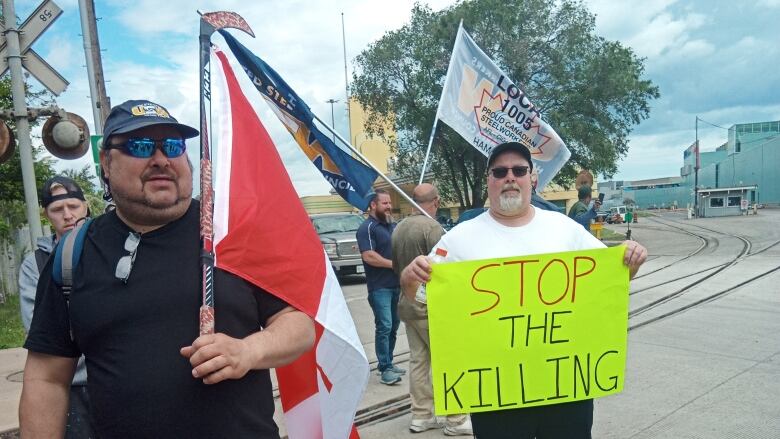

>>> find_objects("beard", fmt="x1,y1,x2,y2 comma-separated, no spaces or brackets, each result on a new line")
375,208,389,223
110,171,192,227
497,183,524,215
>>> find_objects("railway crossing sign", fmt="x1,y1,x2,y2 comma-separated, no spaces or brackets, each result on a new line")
0,0,68,95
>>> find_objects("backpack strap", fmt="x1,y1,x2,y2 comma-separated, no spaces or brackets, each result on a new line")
53,218,93,297
52,218,92,342
34,248,50,274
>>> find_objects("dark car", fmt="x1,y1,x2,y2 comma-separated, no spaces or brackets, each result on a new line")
310,213,365,277
456,208,487,225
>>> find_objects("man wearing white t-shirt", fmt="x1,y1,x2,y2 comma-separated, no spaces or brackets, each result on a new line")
400,141,647,439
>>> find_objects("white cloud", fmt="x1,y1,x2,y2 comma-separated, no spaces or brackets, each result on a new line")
588,0,679,40
18,0,780,194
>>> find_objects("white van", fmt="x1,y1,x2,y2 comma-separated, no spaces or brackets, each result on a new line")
608,206,627,223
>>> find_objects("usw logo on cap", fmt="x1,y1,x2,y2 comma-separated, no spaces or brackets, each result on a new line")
130,103,171,118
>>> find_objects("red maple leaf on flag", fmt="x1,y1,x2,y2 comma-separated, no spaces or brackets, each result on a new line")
527,122,553,154
472,89,505,145
472,89,552,155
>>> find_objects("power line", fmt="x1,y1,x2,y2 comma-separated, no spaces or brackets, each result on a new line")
696,117,729,130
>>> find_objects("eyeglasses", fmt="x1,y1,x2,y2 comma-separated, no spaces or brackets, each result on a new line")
108,138,186,158
115,232,140,283
489,166,530,179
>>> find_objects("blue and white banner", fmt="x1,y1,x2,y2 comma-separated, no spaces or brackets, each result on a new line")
437,24,570,189
219,31,378,211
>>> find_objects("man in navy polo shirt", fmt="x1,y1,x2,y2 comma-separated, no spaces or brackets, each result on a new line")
357,189,406,385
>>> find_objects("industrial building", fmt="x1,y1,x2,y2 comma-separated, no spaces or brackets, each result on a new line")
599,119,780,216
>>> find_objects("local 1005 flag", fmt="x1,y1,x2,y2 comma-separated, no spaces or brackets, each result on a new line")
210,44,369,439
218,30,378,211
437,23,571,190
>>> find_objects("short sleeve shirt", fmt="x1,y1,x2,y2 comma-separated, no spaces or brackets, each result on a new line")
25,201,288,438
356,215,399,291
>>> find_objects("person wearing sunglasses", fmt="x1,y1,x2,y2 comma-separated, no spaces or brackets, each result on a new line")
400,141,647,439
18,176,94,438
21,100,315,438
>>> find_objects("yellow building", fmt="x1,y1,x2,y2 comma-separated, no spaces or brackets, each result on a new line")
348,98,393,175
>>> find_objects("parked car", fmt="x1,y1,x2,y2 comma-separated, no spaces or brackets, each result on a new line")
310,213,365,277
437,215,455,230
456,207,487,225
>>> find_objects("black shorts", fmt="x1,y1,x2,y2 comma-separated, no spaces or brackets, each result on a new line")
472,399,593,439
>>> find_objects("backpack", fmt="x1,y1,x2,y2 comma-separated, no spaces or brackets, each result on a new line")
33,248,50,274
51,218,93,338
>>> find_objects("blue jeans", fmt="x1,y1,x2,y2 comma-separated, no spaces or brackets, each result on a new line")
368,287,400,372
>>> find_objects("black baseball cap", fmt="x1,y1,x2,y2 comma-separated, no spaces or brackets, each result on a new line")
101,100,199,145
487,142,534,170
41,176,86,208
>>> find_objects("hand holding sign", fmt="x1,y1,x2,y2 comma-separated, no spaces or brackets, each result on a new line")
427,245,629,415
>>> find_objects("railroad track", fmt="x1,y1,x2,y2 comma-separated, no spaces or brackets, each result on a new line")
274,213,780,432
628,215,780,330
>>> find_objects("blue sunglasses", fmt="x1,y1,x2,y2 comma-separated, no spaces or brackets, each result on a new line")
108,138,186,158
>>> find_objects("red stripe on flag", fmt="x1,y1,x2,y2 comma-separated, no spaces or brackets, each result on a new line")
212,49,324,316
276,323,327,411
212,47,364,439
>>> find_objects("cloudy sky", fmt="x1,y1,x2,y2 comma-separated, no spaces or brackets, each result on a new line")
15,0,780,194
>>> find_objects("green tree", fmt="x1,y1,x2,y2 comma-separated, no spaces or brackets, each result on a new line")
352,0,659,208
0,75,57,244
61,165,106,215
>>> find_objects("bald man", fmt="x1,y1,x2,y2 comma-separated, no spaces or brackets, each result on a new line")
391,184,472,435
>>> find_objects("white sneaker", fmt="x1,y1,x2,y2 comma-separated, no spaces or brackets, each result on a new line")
409,416,440,433
443,417,473,436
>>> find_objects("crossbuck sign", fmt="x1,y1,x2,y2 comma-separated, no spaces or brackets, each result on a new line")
0,0,68,95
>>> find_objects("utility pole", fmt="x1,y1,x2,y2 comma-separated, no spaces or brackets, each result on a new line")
79,0,110,192
78,0,110,133
2,0,43,245
694,116,699,218
326,98,338,142
341,12,352,144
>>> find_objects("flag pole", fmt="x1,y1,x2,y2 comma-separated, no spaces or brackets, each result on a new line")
418,120,440,185
418,20,465,185
313,113,433,220
197,11,255,335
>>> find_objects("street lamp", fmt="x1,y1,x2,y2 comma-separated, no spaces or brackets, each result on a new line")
326,99,339,142
693,116,699,218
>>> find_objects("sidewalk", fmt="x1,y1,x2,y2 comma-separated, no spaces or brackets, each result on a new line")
0,348,24,435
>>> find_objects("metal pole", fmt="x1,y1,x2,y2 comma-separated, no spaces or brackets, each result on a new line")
418,20,465,185
313,112,433,220
418,119,440,185
341,12,352,144
3,0,43,247
78,0,110,133
694,116,698,218
326,98,338,142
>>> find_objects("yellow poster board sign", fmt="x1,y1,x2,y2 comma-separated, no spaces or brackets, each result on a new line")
428,245,629,415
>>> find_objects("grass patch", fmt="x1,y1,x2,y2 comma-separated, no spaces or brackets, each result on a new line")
599,227,626,242
0,294,26,349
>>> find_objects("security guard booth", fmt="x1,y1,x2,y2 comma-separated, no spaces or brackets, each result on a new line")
697,186,758,217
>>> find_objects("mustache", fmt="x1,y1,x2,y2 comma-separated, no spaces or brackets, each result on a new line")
501,183,522,192
142,169,177,183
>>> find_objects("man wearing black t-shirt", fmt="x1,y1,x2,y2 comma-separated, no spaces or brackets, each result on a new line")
19,100,315,438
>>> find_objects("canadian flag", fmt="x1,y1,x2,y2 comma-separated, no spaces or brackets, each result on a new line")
210,45,368,439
